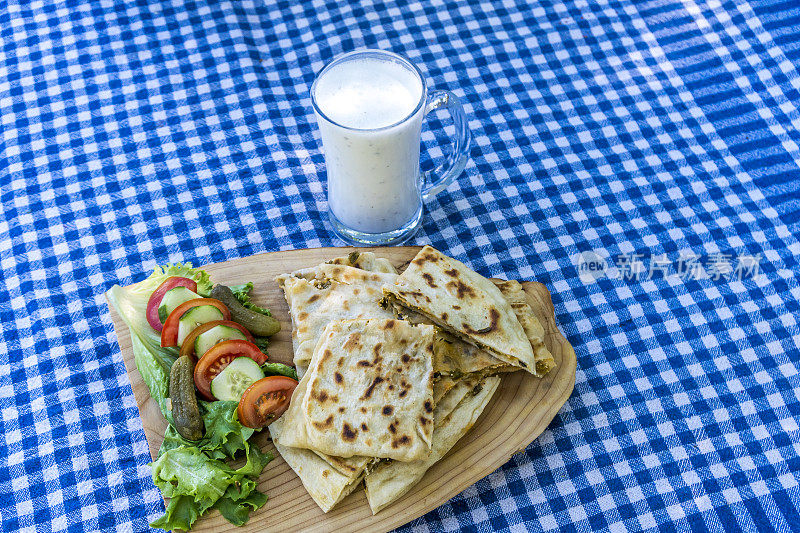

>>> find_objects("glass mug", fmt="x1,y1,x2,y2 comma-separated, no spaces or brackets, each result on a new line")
311,49,471,245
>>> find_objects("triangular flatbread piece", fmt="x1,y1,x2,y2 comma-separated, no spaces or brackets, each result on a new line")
383,245,537,374
491,279,555,377
364,376,502,513
278,318,436,462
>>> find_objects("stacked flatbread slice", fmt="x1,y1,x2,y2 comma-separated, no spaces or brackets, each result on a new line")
271,247,555,514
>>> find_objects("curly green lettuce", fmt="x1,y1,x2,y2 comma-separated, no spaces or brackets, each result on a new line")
149,444,272,531
229,282,272,316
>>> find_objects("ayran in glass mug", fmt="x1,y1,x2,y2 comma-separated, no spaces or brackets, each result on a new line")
311,49,471,245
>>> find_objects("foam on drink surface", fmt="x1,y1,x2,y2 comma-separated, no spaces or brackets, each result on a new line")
314,59,422,130
314,55,426,234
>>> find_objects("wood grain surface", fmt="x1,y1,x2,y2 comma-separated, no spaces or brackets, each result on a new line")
106,246,577,532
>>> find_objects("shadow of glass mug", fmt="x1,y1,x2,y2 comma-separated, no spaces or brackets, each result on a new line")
311,49,471,245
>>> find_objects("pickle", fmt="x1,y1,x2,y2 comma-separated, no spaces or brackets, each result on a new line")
210,284,281,337
169,355,204,440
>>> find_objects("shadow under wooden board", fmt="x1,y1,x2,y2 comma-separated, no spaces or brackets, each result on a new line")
106,246,577,533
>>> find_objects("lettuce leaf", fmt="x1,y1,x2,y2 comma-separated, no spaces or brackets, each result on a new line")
150,444,272,532
213,488,269,526
150,495,201,532
261,362,298,381
151,446,233,513
159,401,254,461
229,282,272,316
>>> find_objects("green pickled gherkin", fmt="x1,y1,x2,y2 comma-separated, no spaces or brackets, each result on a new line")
169,355,204,440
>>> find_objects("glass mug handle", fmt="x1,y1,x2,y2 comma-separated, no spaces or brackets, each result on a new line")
420,90,471,201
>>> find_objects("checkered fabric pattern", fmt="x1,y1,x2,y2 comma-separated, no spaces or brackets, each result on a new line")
1,0,799,531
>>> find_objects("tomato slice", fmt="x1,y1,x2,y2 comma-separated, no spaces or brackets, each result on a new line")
178,320,255,359
237,376,298,428
146,277,197,332
193,339,268,401
160,298,230,347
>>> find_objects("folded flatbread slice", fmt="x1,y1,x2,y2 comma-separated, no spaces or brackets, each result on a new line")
276,265,397,373
328,250,398,274
280,318,436,462
364,376,502,514
270,431,365,512
492,279,555,376
271,359,375,477
383,245,537,374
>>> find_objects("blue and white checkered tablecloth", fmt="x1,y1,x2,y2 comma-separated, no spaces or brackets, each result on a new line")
2,0,800,531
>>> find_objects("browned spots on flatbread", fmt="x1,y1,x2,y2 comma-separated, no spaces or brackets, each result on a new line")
387,384,394,391
444,268,458,277
342,423,358,441
322,470,329,478
311,389,337,404
392,435,411,448
462,308,500,335
361,376,384,400
453,304,461,310
424,400,433,413
372,342,383,357
312,415,334,430
361,423,368,431
343,332,361,351
420,415,431,426
357,360,372,367
388,421,397,434
322,349,333,362
308,294,320,303
441,312,448,321
366,287,378,297
421,272,437,288
399,289,432,303
382,406,393,416
338,406,345,413
413,249,440,266
334,372,343,384
342,301,350,311
383,320,396,330
337,357,345,367
446,279,476,299
401,353,411,364
298,311,308,320
399,389,408,398
331,266,343,276
353,287,360,295
360,406,368,414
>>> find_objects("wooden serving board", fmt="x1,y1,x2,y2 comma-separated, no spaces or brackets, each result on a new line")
106,246,577,532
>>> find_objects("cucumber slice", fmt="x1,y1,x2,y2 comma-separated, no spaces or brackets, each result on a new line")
195,325,248,359
211,357,264,401
159,287,200,323
177,305,225,347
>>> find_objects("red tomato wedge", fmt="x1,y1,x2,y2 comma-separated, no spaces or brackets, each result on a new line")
178,320,255,359
193,340,268,401
146,277,197,332
237,376,298,428
160,298,230,347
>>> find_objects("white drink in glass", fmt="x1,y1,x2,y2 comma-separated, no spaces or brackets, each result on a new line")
313,57,425,234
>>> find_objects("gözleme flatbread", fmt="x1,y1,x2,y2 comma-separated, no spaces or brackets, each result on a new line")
276,264,397,373
280,318,436,461
364,376,502,513
492,279,555,376
383,245,538,374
